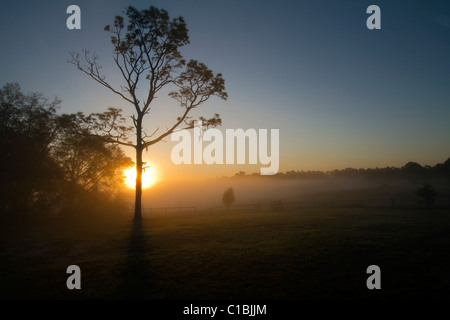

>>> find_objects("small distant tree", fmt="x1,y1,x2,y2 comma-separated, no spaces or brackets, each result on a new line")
222,188,235,209
416,183,437,208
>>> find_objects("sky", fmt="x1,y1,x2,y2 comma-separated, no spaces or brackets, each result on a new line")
1,0,449,181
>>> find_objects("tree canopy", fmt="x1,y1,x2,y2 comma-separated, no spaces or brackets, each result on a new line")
0,83,132,217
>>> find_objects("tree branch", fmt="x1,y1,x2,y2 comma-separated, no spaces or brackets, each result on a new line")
68,51,135,105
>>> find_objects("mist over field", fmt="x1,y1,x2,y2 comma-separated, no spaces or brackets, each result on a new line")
142,177,305,209
137,173,449,211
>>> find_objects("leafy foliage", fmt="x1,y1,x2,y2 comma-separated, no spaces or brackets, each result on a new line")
0,83,132,216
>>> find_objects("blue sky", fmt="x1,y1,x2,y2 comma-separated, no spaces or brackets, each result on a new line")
1,0,449,179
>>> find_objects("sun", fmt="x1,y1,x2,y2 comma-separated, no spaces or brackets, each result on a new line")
123,164,158,189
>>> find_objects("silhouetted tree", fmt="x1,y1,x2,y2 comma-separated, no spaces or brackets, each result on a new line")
416,183,437,208
222,188,235,209
53,113,133,214
0,83,61,215
69,6,227,220
0,83,134,217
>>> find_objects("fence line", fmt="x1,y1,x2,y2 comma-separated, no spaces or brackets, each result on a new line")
142,206,196,214
143,195,450,215
208,202,261,213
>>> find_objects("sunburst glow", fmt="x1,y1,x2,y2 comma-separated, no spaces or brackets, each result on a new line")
123,165,157,189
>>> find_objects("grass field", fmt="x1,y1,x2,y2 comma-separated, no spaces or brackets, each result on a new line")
1,207,449,300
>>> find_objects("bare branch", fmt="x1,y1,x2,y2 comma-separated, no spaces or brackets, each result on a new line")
68,51,135,104
84,107,134,148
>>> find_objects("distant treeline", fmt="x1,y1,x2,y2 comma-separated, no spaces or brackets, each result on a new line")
232,159,450,181
0,83,132,217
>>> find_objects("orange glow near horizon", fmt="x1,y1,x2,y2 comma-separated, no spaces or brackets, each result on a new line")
124,165,158,189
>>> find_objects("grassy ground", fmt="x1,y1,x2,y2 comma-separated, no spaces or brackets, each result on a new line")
1,207,449,300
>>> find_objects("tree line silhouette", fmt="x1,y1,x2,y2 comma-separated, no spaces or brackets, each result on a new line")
233,158,450,182
0,83,132,217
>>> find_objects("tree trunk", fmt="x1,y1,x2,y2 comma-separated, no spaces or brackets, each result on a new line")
134,117,143,220
134,149,142,220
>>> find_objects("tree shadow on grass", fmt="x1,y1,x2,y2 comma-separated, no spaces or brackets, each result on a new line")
117,218,158,299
